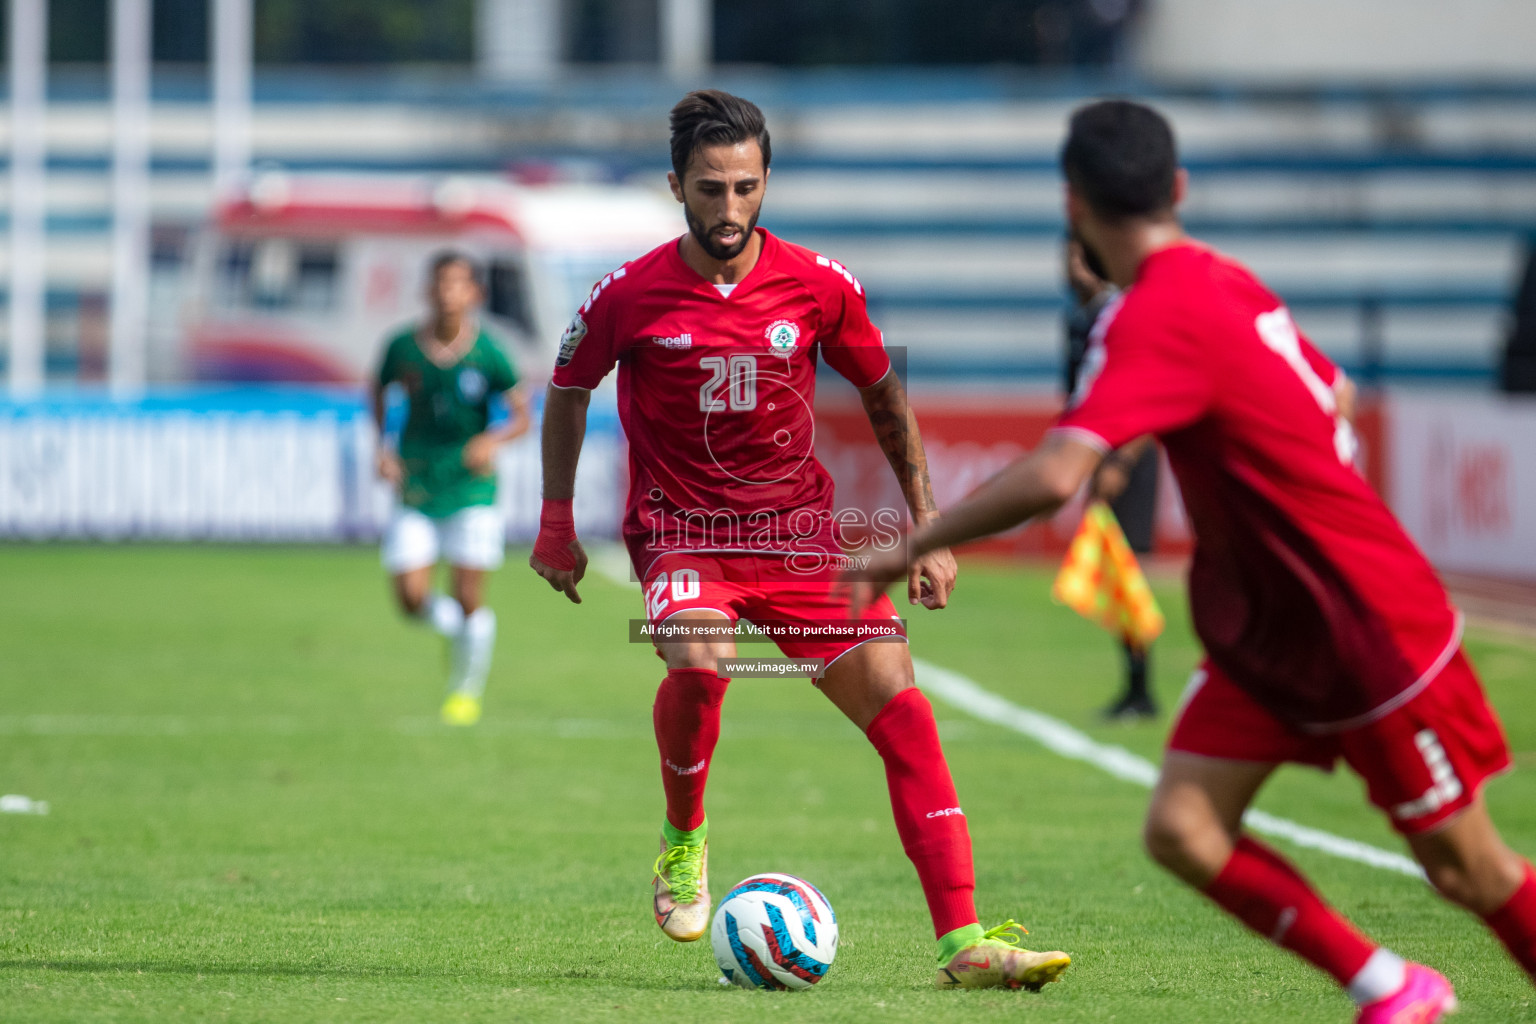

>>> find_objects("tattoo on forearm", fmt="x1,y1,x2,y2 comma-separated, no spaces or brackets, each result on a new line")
864,391,937,521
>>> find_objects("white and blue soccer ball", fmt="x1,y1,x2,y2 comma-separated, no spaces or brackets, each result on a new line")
711,872,838,990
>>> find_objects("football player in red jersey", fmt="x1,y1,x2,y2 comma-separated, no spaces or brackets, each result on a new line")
853,100,1536,1022
529,90,1071,991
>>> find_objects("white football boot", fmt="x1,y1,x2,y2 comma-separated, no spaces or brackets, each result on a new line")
652,833,710,942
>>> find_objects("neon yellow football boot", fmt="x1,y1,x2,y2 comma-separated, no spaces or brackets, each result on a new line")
935,920,1071,991
440,692,482,726
652,833,710,942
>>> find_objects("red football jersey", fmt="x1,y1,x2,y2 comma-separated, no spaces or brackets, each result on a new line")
1056,241,1460,732
551,228,892,579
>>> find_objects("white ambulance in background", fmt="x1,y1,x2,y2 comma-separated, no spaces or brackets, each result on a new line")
176,171,680,384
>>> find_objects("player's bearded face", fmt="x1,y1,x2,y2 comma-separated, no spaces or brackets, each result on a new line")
678,142,767,262
684,199,760,261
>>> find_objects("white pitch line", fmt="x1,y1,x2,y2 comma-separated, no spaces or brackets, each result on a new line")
913,658,1427,880
587,546,1426,880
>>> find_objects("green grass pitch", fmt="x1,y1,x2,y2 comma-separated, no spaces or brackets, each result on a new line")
0,544,1532,1022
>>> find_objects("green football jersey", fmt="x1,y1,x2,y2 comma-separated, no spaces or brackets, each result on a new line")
376,325,519,517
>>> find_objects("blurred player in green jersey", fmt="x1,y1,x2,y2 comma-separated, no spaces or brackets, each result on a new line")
372,252,531,725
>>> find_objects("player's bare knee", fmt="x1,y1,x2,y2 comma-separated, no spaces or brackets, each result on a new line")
451,569,485,615
1410,808,1529,914
1422,859,1482,910
1142,807,1193,870
829,640,911,691
662,641,730,673
395,587,426,617
1419,846,1502,912
1143,795,1230,883
1420,846,1525,914
452,583,481,614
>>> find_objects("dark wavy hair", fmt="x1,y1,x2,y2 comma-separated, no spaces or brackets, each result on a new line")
669,90,772,180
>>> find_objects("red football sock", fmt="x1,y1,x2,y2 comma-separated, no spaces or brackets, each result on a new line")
1483,860,1536,981
1204,836,1377,985
652,668,730,833
866,687,978,939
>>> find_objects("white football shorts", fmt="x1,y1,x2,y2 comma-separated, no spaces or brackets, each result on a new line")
381,504,506,574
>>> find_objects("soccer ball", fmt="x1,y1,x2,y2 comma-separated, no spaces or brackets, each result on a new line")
711,872,838,990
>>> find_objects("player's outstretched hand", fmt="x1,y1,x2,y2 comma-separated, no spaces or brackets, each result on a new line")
529,539,588,604
909,547,957,609
842,546,912,618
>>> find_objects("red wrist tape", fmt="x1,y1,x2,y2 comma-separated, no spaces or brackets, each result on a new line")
533,499,578,571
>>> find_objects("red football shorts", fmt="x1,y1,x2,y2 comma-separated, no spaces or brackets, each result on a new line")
1167,650,1511,835
641,552,906,672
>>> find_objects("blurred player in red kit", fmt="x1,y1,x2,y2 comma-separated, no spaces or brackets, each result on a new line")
528,90,1071,990
854,100,1536,1022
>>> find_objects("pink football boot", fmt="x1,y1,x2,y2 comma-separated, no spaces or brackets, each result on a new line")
1355,963,1458,1024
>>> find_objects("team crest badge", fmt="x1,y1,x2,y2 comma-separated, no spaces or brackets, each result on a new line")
556,314,588,367
765,319,800,357
457,367,487,402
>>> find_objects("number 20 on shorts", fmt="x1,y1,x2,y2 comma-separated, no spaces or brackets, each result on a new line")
646,569,703,619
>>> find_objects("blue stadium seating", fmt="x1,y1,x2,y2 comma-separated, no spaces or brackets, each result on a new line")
7,70,1533,386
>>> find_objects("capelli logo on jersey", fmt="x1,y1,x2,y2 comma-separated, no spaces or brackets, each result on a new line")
925,807,964,819
651,332,693,350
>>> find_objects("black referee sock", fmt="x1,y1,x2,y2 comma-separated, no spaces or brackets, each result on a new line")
1122,641,1150,703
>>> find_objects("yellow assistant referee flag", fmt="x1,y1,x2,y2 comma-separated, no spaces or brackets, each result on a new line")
1051,500,1164,648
